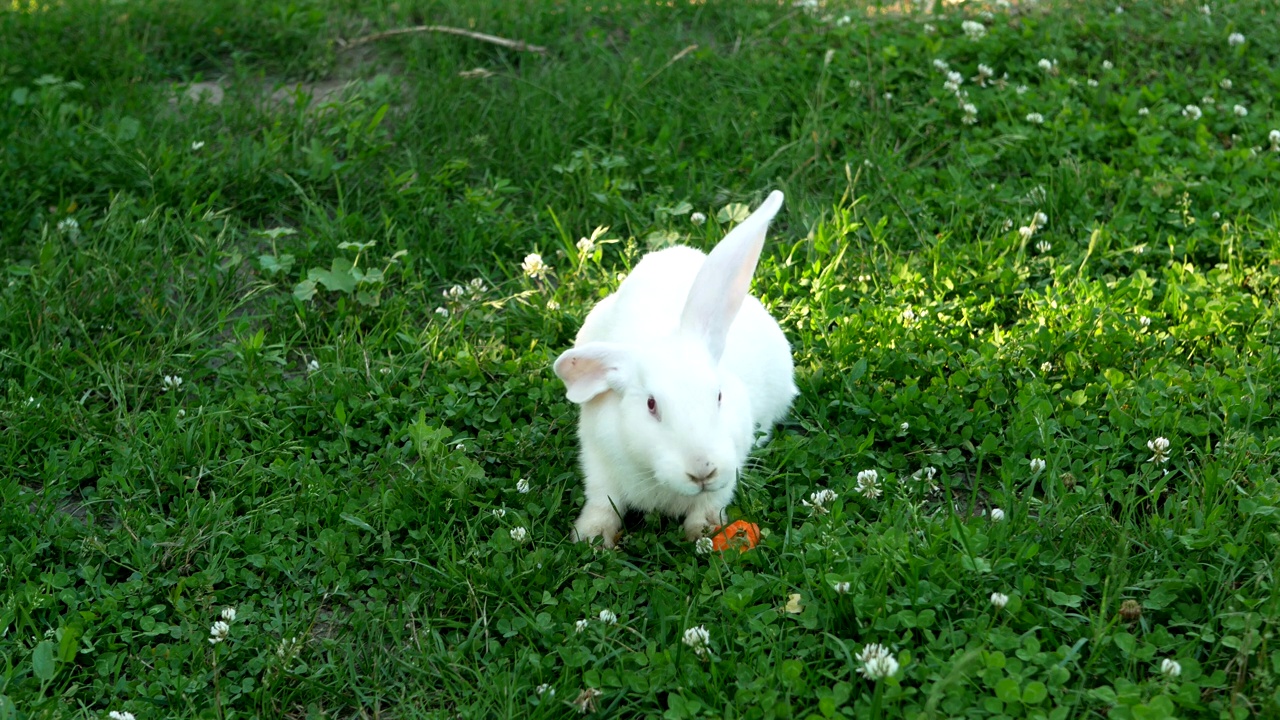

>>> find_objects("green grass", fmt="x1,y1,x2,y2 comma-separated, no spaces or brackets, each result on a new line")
3,0,1280,717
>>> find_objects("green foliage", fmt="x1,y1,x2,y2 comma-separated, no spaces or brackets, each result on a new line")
2,0,1280,718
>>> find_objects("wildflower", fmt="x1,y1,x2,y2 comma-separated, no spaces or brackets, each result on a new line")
1160,658,1182,679
1026,112,1045,124
990,592,1009,610
902,307,916,322
1201,95,1215,106
682,625,711,657
835,15,851,26
1037,58,1056,74
444,284,465,299
1138,107,1150,116
962,20,986,40
1040,361,1053,373
924,23,936,34
521,253,549,279
1200,4,1211,14
1228,32,1245,46
690,212,706,226
1233,104,1248,117
962,103,978,124
162,375,183,392
598,609,617,625
943,71,964,94
1016,84,1028,95
1067,78,1079,87
900,422,909,432
176,409,185,418
469,278,486,294
574,619,589,633
547,299,560,311
536,684,555,697
1148,437,1171,464
491,508,507,518
1271,129,1280,151
221,607,237,623
1086,78,1098,87
1119,599,1143,621
516,478,531,494
933,58,950,72
1019,226,1035,241
695,536,713,554
990,507,1006,521
976,64,994,82
57,218,80,240
833,581,851,594
803,488,838,514
856,644,899,680
276,636,301,659
1102,60,1114,70
1030,458,1046,475
307,359,320,373
510,526,529,543
576,236,595,255
571,688,603,713
191,141,205,151
883,92,893,101
1114,5,1124,13
1036,240,1052,253
855,469,882,499
911,466,937,483
1140,315,1152,327
434,306,449,317
1182,105,1202,120
109,713,137,720
1219,78,1232,90
1034,211,1048,227
209,620,230,645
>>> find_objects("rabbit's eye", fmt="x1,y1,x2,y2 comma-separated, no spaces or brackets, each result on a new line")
646,395,659,418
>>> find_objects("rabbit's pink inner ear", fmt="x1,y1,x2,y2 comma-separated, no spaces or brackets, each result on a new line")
554,345,629,404
680,190,784,362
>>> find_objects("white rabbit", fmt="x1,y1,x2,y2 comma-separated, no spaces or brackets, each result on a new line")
554,190,797,547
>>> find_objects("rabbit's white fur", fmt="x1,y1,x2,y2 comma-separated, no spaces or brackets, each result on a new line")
554,191,796,547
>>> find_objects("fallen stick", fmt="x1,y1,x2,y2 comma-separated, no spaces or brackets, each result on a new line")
338,25,548,54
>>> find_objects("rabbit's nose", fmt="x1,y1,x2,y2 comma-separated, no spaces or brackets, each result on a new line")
686,464,719,487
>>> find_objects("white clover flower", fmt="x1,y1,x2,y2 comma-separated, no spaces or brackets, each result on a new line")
1085,78,1098,87
574,618,589,633
209,620,230,645
900,422,909,432
57,218,80,240
933,58,950,72
1200,3,1211,14
444,284,465,299
1160,658,1182,678
883,92,893,101
191,141,205,151
943,71,964,94
1115,5,1124,14
1016,84,1028,95
510,526,529,543
902,307,916,322
1033,211,1048,227
1037,58,1055,73
682,625,711,657
835,15,851,26
1102,60,1114,70
855,469,882,499
535,683,555,697
109,713,137,720
1019,226,1035,241
911,466,938,483
690,212,706,226
1138,107,1150,116
1030,458,1046,475
996,0,1011,8
1271,129,1280,150
221,607,237,623
1140,315,1152,327
856,644,899,680
990,592,1009,610
833,581,851,594
516,478,531,494
1228,32,1245,46
162,375,183,392
1148,437,1171,464
1067,78,1079,87
176,408,185,418
1040,361,1053,373
469,278,486,294
1233,105,1248,117
990,507,1006,521
1219,78,1232,90
1036,240,1052,253
576,236,595,255
491,507,507,518
1201,95,1215,106
547,299,560,311
924,23,937,34
598,609,617,625
1026,112,1045,124
695,536,714,554
962,20,986,40
307,359,320,373
434,306,449,317
803,488,838,514
1182,105,1202,120
521,253,549,279
977,63,994,79
962,103,979,124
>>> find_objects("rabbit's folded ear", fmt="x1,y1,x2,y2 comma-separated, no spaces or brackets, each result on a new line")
679,190,784,362
554,343,636,403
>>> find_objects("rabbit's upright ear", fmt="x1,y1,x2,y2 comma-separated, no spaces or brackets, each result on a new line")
680,190,784,362
554,343,635,403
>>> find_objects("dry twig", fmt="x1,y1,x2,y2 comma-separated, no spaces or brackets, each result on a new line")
338,25,547,54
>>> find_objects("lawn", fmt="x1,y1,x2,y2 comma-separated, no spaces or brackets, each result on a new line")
2,0,1280,717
